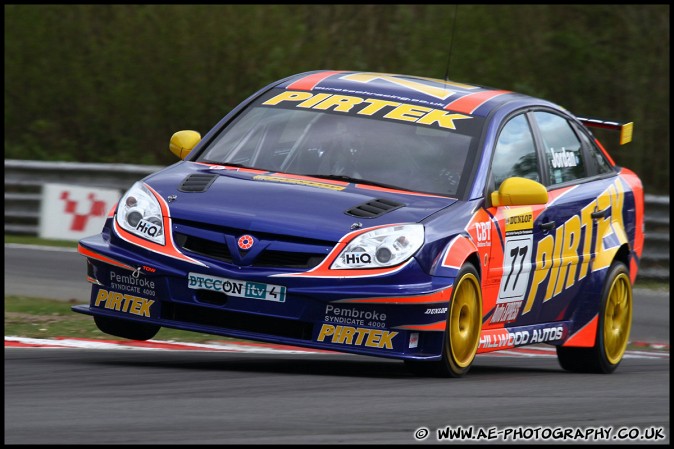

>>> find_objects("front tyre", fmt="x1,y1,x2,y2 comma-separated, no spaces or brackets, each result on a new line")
556,261,632,373
405,263,482,377
94,316,160,341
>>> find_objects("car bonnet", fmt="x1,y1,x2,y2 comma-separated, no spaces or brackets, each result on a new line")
143,162,457,242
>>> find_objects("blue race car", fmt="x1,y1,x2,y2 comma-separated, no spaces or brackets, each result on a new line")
74,70,644,377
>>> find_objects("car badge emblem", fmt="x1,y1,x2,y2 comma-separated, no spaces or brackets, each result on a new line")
237,234,255,251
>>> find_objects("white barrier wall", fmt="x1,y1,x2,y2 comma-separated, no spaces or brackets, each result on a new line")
38,183,121,241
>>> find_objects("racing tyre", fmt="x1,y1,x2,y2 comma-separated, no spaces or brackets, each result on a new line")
405,263,482,377
556,261,632,374
94,316,160,341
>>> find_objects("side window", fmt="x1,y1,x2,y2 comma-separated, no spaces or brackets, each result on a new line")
491,114,539,190
576,127,615,175
534,112,586,185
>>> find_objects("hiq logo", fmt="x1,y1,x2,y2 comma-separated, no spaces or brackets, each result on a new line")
343,251,372,265
135,219,161,237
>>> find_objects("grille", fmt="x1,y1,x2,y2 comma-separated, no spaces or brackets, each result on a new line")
174,233,326,269
254,249,325,269
162,302,314,340
175,233,233,263
345,198,405,218
178,174,218,192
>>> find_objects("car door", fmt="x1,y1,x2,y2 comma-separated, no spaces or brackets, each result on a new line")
484,112,548,328
524,110,623,325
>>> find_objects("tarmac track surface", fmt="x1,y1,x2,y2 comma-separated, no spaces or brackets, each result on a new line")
4,347,670,444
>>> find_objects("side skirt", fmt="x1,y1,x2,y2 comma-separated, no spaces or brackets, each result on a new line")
477,321,572,354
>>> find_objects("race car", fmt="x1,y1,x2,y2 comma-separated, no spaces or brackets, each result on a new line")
73,70,644,377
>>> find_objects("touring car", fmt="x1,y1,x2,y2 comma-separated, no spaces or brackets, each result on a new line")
73,70,644,376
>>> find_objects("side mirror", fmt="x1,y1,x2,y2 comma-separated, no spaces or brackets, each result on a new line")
490,177,548,207
169,130,201,160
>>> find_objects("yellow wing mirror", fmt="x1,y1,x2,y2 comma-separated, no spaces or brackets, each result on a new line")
491,177,548,207
169,130,202,160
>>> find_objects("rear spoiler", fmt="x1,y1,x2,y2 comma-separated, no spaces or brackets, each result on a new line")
576,117,633,145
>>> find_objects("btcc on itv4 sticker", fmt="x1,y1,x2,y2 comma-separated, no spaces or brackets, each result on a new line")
188,272,286,302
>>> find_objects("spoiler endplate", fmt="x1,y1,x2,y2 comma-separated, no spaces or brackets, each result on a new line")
577,117,633,145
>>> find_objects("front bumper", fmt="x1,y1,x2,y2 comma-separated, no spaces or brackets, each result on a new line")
74,232,455,361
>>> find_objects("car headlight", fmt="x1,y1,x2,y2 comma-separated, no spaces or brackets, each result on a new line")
331,224,424,269
116,182,165,245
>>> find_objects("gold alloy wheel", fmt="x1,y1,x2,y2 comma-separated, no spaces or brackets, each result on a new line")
448,272,482,368
603,272,632,365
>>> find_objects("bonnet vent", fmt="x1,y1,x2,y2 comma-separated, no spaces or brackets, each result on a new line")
345,198,405,218
178,174,218,192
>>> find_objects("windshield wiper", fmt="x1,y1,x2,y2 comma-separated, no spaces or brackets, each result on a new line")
306,174,409,191
199,160,252,169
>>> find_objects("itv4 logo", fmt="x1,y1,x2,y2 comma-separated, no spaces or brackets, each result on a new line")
245,282,285,302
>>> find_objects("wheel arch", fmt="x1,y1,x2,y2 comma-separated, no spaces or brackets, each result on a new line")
464,251,482,280
614,243,631,271
561,252,631,349
432,233,481,280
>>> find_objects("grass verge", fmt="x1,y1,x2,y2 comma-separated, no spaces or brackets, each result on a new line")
5,234,78,248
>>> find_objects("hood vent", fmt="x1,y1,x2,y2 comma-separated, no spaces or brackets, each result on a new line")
179,174,218,192
345,198,405,218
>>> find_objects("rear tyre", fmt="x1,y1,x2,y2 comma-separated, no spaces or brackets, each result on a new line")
405,263,482,377
556,261,632,373
94,316,160,341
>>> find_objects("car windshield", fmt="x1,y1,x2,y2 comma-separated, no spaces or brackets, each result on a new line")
197,90,485,197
